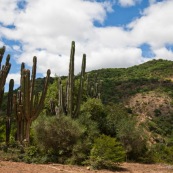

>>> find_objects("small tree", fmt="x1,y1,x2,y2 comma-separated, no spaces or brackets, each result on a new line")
80,98,106,133
89,134,125,169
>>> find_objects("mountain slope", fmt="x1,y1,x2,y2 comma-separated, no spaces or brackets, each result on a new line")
88,59,173,104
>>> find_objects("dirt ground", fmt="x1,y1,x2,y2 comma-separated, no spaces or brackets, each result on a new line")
0,161,173,173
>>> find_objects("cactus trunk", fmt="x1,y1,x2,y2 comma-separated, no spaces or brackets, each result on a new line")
6,79,14,145
14,57,51,144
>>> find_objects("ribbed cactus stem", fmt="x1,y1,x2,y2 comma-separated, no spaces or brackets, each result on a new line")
30,56,37,113
0,46,5,69
67,41,75,117
0,46,11,108
34,69,51,120
86,72,102,99
58,77,64,115
74,54,86,118
6,79,14,145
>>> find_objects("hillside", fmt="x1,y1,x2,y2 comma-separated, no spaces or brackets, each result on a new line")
88,59,173,149
88,59,173,104
19,59,173,106
1,59,173,166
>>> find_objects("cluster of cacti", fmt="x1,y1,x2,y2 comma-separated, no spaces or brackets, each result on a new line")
0,46,11,108
13,56,51,143
56,41,86,118
1,41,86,145
86,73,102,99
6,79,14,145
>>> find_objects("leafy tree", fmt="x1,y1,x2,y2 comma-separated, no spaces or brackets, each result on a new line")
80,98,106,132
116,117,147,160
89,134,125,169
105,103,147,160
105,103,129,136
70,112,100,165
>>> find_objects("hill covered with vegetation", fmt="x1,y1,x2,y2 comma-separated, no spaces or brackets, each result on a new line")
88,59,173,104
1,58,173,169
42,59,173,164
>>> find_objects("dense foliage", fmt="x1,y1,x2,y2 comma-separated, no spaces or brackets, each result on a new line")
89,134,125,169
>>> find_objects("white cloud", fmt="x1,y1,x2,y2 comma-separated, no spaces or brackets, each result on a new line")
18,50,70,76
6,73,20,85
1,0,115,76
153,47,173,61
12,45,21,52
118,0,141,7
129,0,173,48
0,0,19,25
0,0,173,87
0,41,3,47
87,47,142,71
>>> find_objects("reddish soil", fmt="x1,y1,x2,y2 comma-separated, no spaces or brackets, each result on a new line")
0,161,173,173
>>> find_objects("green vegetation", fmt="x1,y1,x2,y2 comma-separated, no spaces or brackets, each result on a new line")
1,42,173,169
33,115,83,163
89,134,125,170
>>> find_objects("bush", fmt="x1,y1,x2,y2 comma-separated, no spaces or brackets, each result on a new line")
88,134,125,170
69,112,100,165
22,146,41,163
144,144,173,164
32,114,84,163
105,103,148,161
80,98,106,133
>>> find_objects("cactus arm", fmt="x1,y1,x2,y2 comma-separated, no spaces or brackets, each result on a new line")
0,46,5,69
6,79,14,145
33,69,51,121
30,56,37,113
24,69,31,121
74,54,86,118
0,47,11,108
58,77,64,115
0,89,4,109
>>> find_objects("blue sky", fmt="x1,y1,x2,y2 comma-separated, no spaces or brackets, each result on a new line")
0,0,173,90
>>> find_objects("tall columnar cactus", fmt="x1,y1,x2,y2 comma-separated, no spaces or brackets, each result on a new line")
86,73,102,99
0,46,11,108
14,56,51,143
57,41,86,118
6,79,14,145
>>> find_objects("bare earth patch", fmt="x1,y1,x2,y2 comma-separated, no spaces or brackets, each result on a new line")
0,161,173,173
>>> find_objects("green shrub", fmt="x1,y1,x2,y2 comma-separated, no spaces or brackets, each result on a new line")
105,103,147,161
146,144,173,164
80,98,106,133
88,134,125,170
32,114,84,163
22,146,41,163
69,112,100,165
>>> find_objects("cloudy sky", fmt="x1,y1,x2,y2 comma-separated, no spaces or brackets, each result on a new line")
1,0,173,89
